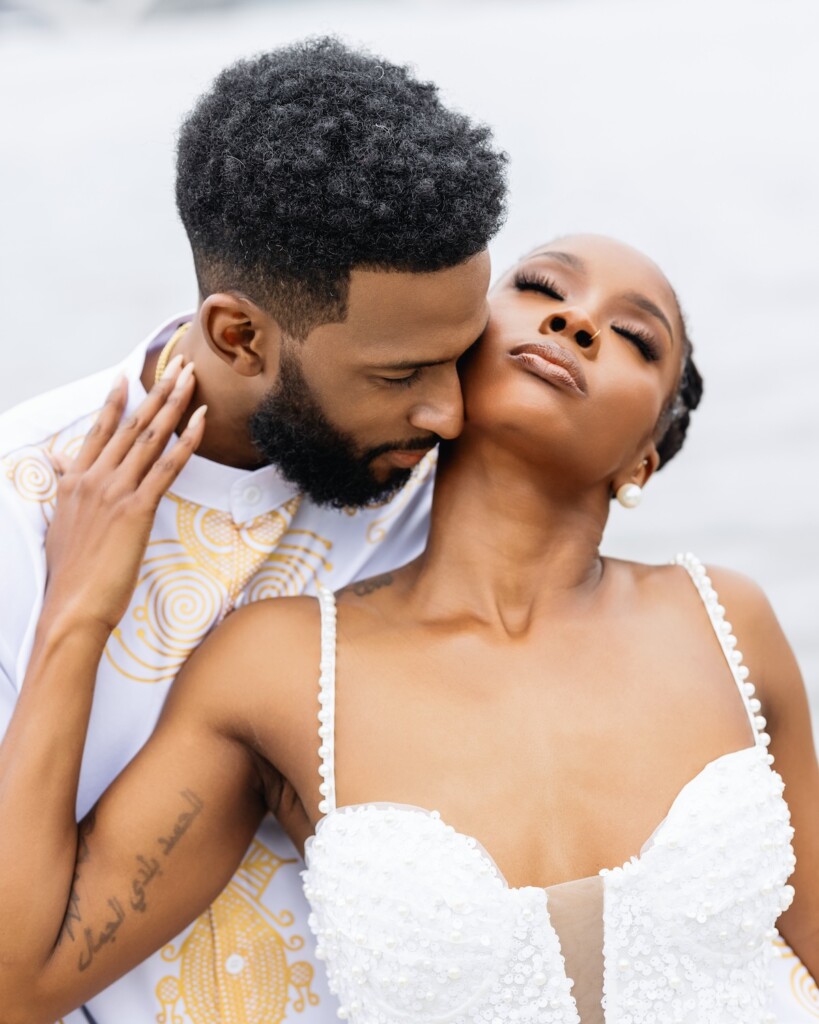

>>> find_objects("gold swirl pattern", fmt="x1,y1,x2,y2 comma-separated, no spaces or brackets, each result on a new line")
5,451,57,505
2,414,100,525
364,447,437,544
106,495,324,684
156,839,318,1024
242,530,334,602
773,937,819,1017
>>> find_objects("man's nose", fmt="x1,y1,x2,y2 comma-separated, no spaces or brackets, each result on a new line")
408,368,465,440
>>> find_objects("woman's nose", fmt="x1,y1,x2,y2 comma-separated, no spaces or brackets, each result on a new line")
540,310,600,349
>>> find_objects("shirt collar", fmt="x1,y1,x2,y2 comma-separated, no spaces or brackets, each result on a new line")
120,313,302,519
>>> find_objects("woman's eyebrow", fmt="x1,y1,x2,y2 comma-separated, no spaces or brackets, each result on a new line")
621,291,674,344
527,250,586,271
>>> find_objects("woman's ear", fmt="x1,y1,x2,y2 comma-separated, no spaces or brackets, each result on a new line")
200,293,281,378
611,445,660,506
634,445,660,490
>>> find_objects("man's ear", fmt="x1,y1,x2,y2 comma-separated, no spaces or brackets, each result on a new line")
199,293,281,378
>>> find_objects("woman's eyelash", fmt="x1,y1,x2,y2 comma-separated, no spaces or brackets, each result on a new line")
513,271,565,301
612,325,661,363
512,273,661,363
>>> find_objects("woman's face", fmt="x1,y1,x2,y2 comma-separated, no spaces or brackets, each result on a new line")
461,234,685,489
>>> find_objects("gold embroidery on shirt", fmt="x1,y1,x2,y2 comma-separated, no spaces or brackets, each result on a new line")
364,447,437,544
242,531,333,601
155,839,319,1024
4,450,57,516
773,937,819,1016
3,420,97,524
105,495,334,684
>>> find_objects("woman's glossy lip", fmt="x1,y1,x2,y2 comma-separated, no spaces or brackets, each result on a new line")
509,341,587,395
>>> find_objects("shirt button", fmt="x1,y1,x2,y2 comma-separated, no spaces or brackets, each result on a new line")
225,953,246,975
243,485,261,506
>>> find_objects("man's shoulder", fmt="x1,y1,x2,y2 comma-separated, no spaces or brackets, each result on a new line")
0,364,114,463
0,367,116,545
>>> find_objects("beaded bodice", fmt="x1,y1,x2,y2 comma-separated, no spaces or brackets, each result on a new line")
302,554,795,1023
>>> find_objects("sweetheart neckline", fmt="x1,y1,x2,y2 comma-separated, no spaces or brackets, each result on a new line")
308,743,768,893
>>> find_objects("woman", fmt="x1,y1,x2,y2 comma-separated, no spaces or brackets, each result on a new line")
0,234,816,1023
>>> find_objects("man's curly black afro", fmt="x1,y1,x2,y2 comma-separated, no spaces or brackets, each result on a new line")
176,37,508,339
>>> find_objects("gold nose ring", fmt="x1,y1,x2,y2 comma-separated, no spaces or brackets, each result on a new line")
589,329,601,341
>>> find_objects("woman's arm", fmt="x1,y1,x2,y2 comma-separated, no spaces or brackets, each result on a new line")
710,567,819,980
0,365,269,1022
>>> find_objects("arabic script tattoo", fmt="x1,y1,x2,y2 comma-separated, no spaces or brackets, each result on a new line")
157,789,204,856
57,807,97,945
67,790,205,973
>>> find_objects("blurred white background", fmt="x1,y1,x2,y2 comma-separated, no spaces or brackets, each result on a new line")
1,0,817,733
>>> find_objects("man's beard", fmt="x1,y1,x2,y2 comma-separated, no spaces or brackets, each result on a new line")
249,350,438,509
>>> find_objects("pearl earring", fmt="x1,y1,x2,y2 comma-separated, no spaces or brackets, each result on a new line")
616,482,642,509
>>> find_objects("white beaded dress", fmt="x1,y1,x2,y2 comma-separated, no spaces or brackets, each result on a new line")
302,554,796,1023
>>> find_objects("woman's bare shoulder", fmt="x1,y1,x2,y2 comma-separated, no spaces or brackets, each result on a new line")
167,594,323,729
694,564,809,730
612,556,774,616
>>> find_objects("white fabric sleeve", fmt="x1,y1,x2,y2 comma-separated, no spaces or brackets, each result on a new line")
0,475,47,743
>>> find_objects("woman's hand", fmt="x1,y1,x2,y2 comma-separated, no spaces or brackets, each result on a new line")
43,356,206,637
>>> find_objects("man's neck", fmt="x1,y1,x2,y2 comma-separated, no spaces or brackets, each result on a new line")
140,320,264,470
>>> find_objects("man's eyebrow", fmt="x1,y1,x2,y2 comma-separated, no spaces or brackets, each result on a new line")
526,249,587,271
621,291,674,343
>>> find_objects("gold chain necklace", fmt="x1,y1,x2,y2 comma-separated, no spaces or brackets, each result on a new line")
154,321,193,384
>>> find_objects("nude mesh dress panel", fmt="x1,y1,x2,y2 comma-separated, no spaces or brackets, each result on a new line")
302,555,796,1023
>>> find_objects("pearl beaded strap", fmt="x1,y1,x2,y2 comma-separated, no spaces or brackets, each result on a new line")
674,553,772,757
316,583,338,817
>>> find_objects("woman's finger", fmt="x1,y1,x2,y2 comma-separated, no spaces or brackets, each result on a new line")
117,363,198,488
45,450,72,477
93,356,186,474
137,405,207,509
70,376,129,473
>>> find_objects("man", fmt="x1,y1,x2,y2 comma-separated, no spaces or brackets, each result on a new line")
0,37,505,1024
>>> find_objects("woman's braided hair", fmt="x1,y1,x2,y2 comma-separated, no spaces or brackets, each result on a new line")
655,310,703,469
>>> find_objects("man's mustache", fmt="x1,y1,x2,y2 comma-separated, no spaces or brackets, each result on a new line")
365,436,441,464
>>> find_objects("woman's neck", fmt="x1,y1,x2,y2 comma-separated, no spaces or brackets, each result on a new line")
409,436,612,633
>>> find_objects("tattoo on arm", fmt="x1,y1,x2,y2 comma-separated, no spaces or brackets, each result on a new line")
57,809,97,945
346,573,394,598
54,791,206,973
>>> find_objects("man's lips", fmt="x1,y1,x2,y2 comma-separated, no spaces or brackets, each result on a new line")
509,341,587,395
385,448,431,469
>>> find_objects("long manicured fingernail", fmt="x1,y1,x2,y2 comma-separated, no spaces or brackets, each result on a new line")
160,353,184,380
187,404,207,429
111,373,127,392
174,361,195,389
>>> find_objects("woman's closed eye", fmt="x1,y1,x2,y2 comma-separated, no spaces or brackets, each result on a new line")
611,323,661,363
513,271,565,301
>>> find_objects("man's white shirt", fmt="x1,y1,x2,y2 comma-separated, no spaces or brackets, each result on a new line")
0,314,435,1024
0,316,814,1023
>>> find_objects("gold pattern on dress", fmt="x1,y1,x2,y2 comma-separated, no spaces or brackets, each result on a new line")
773,937,819,1017
105,495,332,684
155,839,319,1024
364,447,437,544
